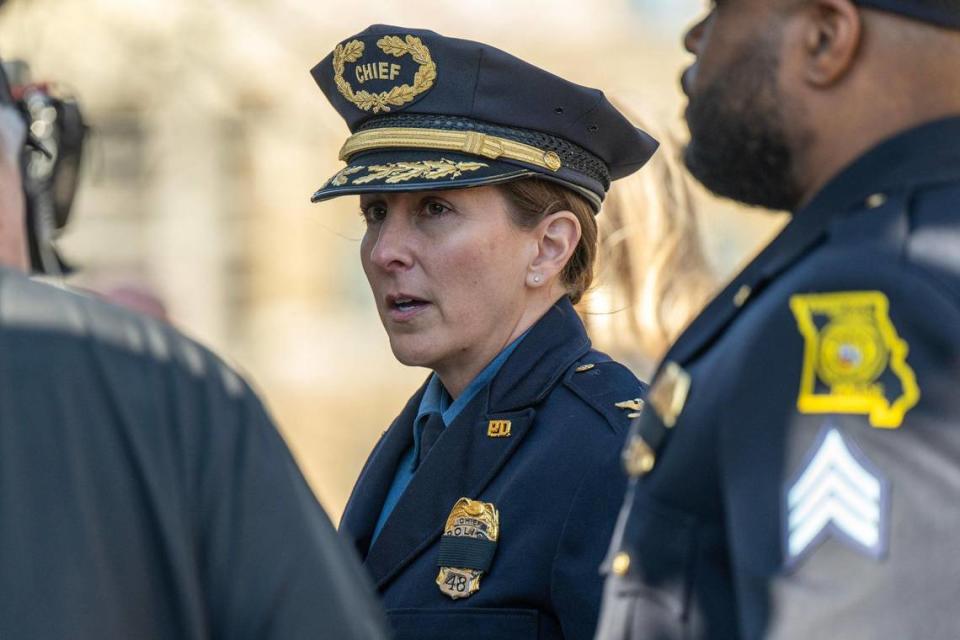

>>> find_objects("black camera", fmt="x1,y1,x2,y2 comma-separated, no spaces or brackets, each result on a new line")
3,60,87,274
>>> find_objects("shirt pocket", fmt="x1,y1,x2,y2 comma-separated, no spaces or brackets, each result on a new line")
598,492,696,640
387,608,539,640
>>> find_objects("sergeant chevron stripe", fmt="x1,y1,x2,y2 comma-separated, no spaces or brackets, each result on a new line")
784,426,889,568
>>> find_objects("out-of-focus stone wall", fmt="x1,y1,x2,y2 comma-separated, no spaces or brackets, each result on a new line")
0,0,784,520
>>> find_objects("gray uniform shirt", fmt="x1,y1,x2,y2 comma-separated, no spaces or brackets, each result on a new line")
0,268,387,640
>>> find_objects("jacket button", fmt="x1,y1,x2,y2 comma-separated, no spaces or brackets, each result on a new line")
612,552,631,576
866,193,887,209
733,284,751,307
622,435,656,476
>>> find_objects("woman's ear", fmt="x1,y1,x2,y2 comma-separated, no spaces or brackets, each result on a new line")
527,210,580,288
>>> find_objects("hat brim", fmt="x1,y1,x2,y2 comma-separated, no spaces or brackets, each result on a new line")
311,149,603,210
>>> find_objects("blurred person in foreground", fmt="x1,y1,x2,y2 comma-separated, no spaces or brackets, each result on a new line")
310,25,657,640
597,0,960,638
585,105,715,375
0,59,386,640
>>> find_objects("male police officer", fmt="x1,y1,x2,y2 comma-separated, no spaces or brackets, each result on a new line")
0,59,387,639
597,1,960,638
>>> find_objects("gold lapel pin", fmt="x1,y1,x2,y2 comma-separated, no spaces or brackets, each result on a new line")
487,419,512,438
615,398,645,419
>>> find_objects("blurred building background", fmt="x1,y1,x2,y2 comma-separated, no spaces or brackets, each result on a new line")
0,0,784,519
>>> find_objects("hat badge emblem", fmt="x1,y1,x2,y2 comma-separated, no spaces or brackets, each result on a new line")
332,35,437,113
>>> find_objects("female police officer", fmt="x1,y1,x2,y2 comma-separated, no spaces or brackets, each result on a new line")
310,25,658,640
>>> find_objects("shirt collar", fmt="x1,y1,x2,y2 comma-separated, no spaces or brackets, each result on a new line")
416,373,450,421
411,329,529,457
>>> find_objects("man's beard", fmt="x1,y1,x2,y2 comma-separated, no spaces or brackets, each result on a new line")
683,40,805,212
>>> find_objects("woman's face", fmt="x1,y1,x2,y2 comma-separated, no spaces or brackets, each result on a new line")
359,185,537,385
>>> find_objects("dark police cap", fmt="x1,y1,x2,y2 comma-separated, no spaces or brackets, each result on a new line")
857,0,960,27
310,25,658,211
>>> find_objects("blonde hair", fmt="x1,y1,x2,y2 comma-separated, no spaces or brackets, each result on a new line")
584,107,716,372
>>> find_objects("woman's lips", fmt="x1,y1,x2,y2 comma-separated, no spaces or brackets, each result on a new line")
385,295,431,322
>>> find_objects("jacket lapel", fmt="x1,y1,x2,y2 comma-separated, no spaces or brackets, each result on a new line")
363,401,536,588
363,298,592,589
340,383,426,558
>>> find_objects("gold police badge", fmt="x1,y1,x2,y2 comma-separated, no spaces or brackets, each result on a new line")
790,291,920,428
436,498,499,599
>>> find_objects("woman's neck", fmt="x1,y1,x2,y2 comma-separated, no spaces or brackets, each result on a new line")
435,292,565,398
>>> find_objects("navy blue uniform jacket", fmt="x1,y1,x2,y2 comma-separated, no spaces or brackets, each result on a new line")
340,299,644,640
597,117,960,639
0,268,387,640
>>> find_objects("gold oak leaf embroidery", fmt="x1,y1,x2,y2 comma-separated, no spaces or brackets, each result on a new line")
352,159,488,185
328,165,364,187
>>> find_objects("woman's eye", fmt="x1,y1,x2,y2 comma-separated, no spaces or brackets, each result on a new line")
360,204,387,224
424,201,450,217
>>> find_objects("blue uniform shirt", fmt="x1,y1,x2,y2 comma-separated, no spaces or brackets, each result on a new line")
372,334,526,541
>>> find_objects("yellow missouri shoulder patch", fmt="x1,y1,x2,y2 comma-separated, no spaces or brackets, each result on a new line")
789,291,919,429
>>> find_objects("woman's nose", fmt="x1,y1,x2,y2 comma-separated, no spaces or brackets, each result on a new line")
368,215,414,271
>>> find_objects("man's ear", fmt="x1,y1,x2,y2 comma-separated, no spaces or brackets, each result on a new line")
793,0,863,87
526,210,580,288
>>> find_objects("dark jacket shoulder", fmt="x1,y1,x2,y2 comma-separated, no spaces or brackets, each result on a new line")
562,352,647,436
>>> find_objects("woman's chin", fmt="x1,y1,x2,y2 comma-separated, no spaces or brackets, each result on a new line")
388,335,443,370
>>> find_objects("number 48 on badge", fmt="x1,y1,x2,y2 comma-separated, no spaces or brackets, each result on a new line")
435,498,500,599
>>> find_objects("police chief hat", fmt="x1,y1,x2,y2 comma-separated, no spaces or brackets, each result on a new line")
856,0,960,28
310,25,658,211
